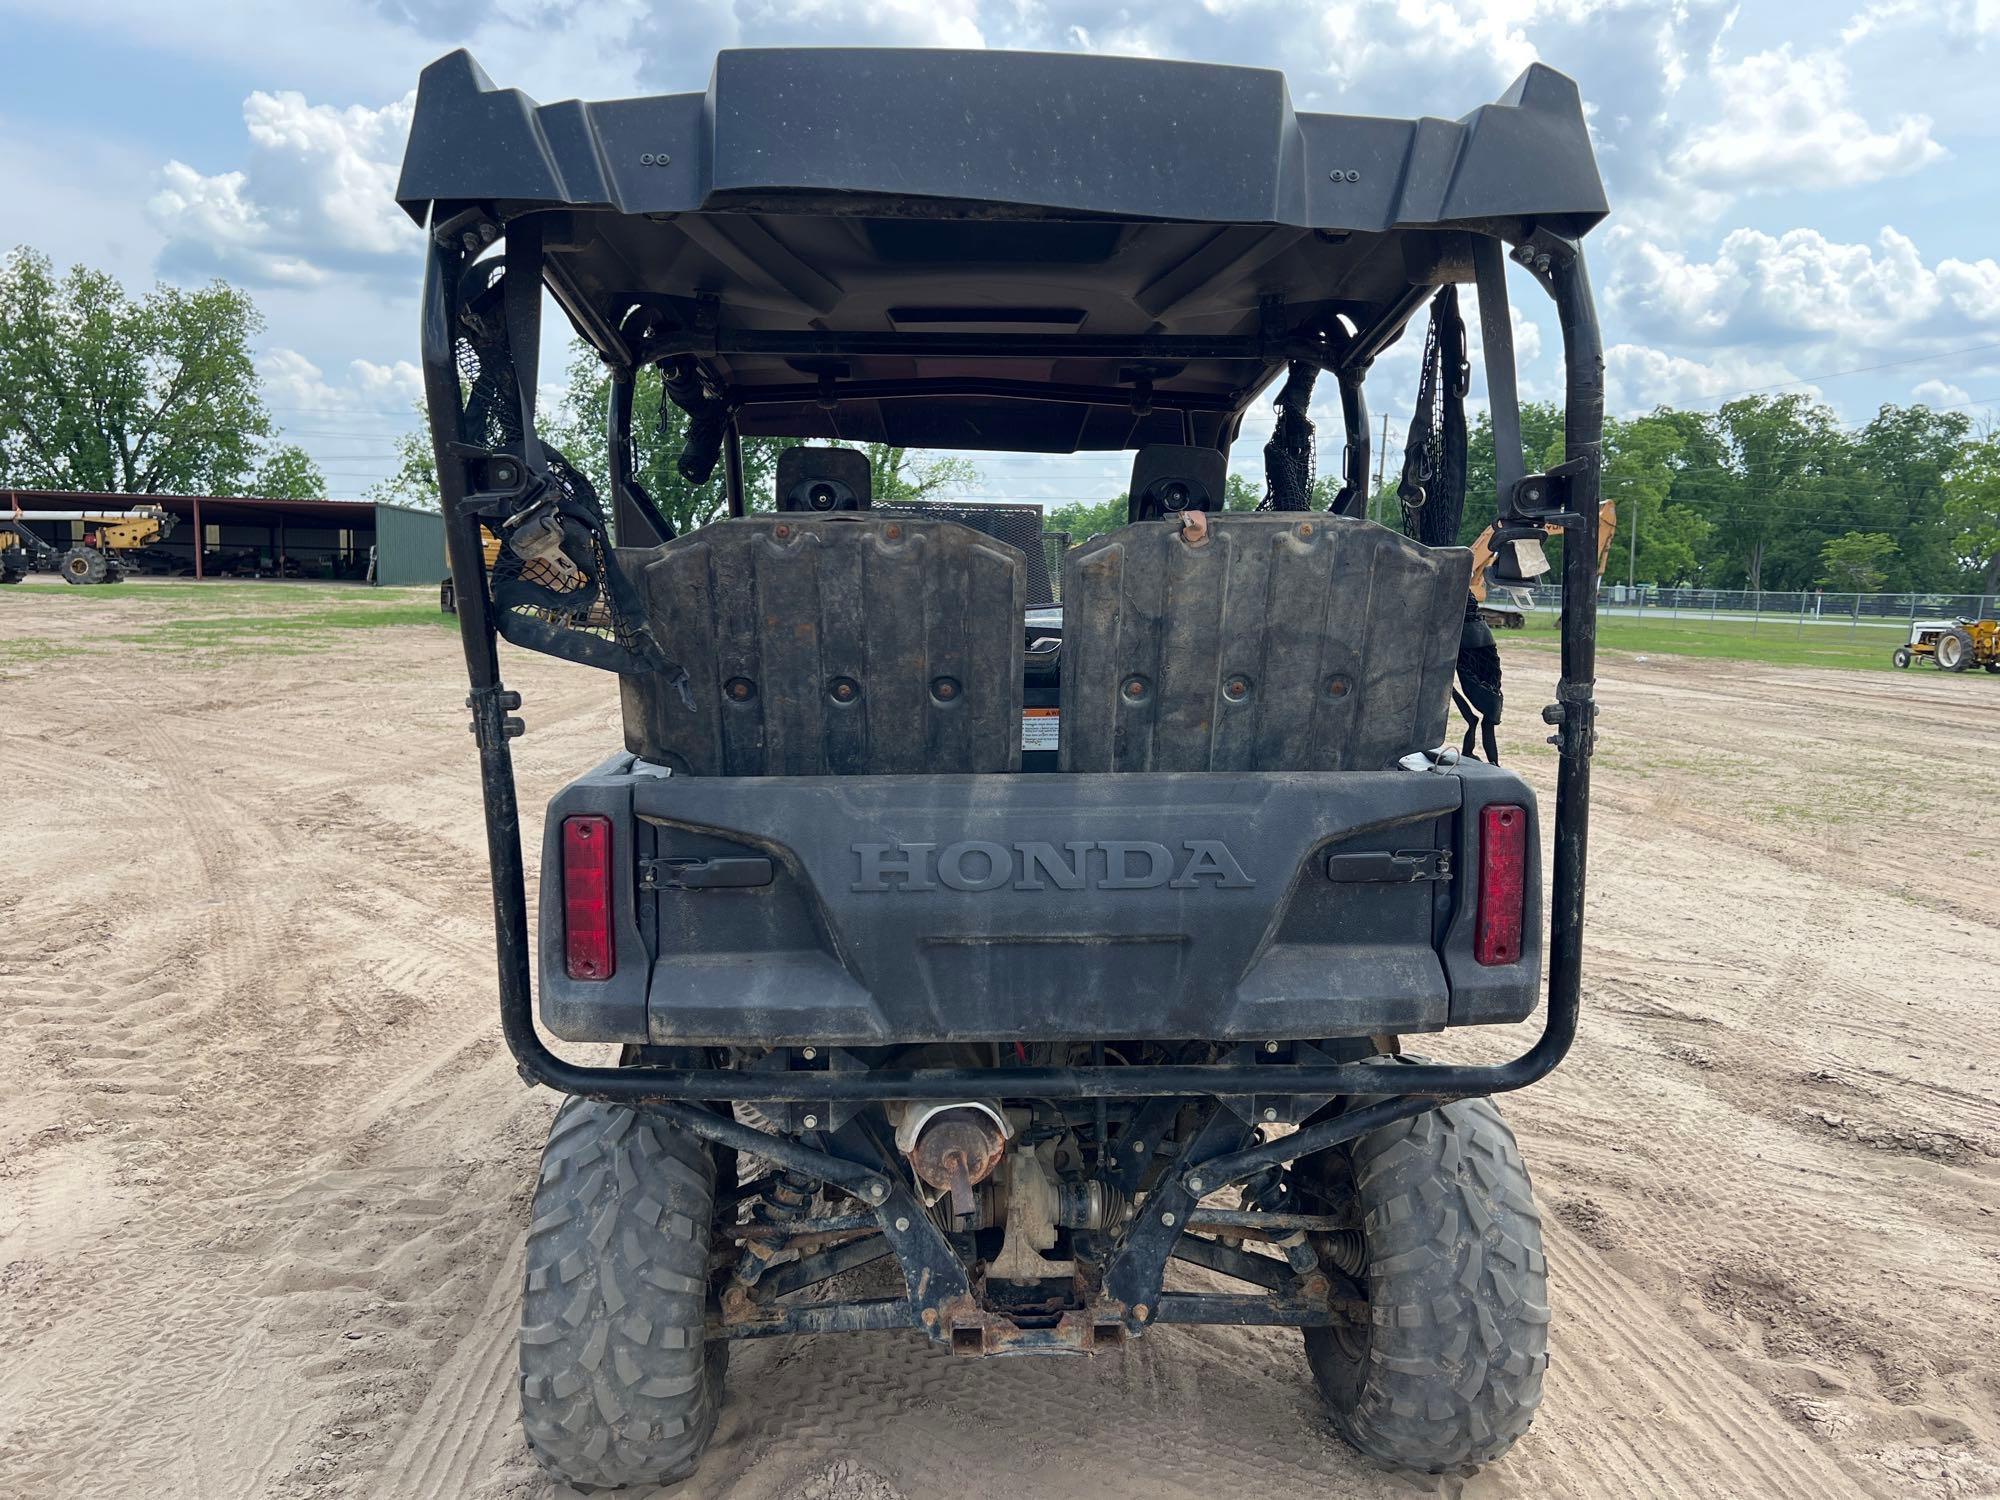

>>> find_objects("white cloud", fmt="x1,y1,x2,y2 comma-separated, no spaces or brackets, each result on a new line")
1911,378,1971,407
1844,0,2000,45
729,0,987,49
149,90,420,289
1672,47,1944,194
1612,226,2000,348
1604,344,1817,415
261,348,422,414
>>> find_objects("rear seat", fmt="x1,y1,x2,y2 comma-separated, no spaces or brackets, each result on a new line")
1058,512,1470,772
620,513,1026,775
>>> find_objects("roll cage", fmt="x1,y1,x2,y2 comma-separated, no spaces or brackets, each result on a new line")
402,48,1605,1136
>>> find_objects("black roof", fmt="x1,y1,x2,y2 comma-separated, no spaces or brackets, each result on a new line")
398,50,1606,453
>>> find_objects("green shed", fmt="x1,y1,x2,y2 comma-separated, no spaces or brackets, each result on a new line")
372,503,447,587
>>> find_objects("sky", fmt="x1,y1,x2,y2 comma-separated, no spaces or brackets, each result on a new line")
3,0,1998,503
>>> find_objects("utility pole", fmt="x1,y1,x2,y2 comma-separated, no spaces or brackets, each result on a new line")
1627,497,1638,593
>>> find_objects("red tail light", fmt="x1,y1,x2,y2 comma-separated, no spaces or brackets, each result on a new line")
1474,804,1526,966
562,814,615,980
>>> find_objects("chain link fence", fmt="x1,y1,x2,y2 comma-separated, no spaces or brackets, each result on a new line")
1507,584,1997,631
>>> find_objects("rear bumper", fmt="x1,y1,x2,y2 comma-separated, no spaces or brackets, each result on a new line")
537,754,1540,1046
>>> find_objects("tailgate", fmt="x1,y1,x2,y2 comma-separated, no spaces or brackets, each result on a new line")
536,760,1540,1046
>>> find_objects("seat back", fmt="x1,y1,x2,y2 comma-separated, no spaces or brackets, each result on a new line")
620,515,1025,775
1059,514,1471,772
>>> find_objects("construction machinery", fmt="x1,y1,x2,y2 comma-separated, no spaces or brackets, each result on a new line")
1893,617,2000,673
5,505,179,585
1,510,60,584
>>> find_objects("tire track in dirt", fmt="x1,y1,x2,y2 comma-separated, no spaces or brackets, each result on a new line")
2,596,1996,1500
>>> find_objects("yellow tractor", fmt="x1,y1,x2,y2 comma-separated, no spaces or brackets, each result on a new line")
8,504,178,584
1894,617,2000,673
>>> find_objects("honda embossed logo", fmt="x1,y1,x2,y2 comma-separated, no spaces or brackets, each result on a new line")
850,840,1254,893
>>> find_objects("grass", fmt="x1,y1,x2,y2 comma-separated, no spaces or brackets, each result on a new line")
4,580,451,659
1508,611,1916,672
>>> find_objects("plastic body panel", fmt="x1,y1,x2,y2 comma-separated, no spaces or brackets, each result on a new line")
535,755,1541,1047
1059,516,1471,772
398,50,1606,237
618,516,1025,774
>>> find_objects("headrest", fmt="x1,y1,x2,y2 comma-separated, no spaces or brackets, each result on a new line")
1127,444,1228,523
777,446,872,512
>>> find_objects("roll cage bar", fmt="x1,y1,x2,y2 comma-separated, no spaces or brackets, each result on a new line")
425,213,1602,1150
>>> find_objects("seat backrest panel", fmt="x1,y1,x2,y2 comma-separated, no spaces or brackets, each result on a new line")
620,516,1025,775
1059,514,1470,772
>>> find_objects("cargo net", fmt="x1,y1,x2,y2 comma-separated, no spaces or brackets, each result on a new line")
877,500,1058,606
1396,286,1500,761
453,267,651,667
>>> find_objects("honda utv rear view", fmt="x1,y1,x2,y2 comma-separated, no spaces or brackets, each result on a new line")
397,47,1606,1487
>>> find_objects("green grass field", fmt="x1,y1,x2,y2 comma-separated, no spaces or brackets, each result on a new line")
1508,610,1929,672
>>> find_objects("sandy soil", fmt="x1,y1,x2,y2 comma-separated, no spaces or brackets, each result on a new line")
2,587,1997,1500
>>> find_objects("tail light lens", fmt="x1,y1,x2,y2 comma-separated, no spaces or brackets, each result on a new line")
1474,804,1526,966
562,814,615,980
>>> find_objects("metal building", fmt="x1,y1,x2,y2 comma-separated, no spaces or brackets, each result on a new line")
1,490,445,585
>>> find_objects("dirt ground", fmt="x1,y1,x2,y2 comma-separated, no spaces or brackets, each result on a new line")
2,586,1997,1500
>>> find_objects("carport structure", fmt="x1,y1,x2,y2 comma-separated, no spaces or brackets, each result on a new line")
2,490,444,585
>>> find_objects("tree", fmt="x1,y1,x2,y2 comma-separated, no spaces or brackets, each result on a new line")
0,246,305,496
1817,531,1898,593
1850,404,1969,590
1043,494,1127,543
367,418,440,511
1687,394,1849,597
253,444,325,499
1944,430,2000,609
1601,412,1709,587
868,445,980,502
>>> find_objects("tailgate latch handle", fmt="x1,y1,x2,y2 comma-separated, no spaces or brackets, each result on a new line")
1324,849,1451,883
641,855,775,891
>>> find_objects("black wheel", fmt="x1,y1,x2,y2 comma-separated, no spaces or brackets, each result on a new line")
520,1098,726,1489
1298,1089,1549,1475
1937,627,1973,672
59,546,108,585
1892,646,1911,669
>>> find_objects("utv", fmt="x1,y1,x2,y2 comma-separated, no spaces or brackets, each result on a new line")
398,47,1605,1487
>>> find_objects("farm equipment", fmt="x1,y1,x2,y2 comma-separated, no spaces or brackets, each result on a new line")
400,47,1606,1487
1,509,60,584
6,505,178,585
1893,618,2000,673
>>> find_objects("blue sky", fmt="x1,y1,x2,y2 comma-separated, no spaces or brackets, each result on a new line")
3,0,1998,501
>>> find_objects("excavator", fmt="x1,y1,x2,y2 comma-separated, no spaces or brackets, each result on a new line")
1,501,177,585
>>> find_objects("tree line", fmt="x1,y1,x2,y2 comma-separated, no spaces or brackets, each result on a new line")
1048,396,2000,601
1460,396,1998,599
5,246,1996,602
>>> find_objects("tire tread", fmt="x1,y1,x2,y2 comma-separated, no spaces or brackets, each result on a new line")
519,1098,723,1489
